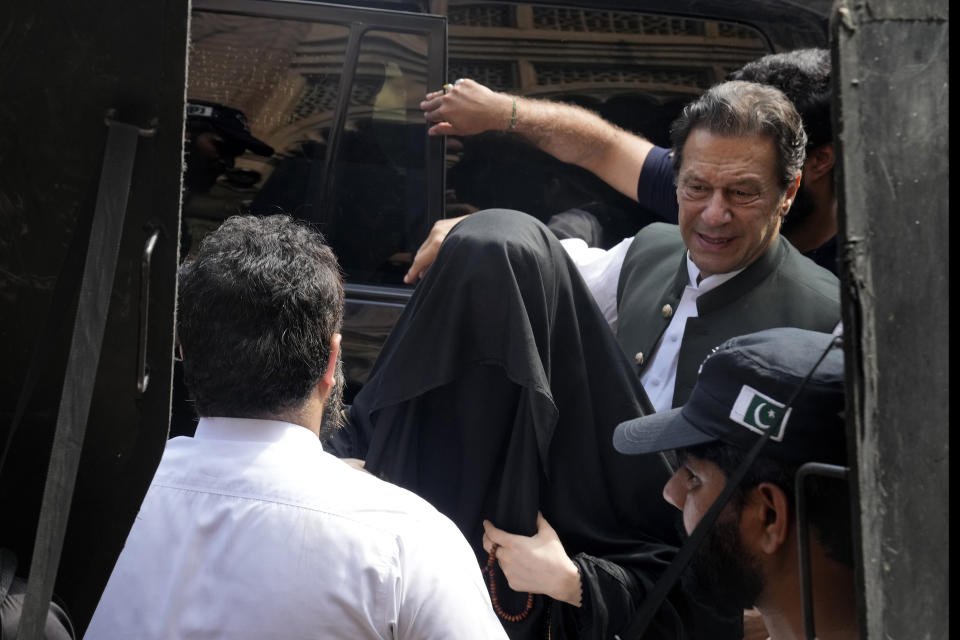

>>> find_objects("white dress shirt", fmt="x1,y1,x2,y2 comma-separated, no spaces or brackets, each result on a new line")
562,237,742,412
85,417,507,640
560,237,633,332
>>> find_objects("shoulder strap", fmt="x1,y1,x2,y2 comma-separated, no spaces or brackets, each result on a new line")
16,117,142,638
0,548,17,603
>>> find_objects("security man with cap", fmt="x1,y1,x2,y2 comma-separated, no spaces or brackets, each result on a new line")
613,327,858,640
184,99,274,195
181,99,275,257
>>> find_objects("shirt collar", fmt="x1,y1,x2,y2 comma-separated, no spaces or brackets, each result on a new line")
685,252,745,293
194,417,321,447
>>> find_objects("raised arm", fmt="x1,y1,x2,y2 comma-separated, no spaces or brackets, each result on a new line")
420,79,653,203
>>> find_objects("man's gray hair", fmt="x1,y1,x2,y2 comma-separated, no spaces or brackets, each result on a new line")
670,80,807,191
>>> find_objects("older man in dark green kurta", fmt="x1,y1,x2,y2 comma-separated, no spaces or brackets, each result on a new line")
614,81,839,412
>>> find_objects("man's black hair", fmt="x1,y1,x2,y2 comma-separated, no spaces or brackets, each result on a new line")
681,441,853,568
728,48,832,149
669,81,807,192
177,214,344,418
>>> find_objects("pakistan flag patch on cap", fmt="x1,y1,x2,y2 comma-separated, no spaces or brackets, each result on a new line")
729,385,791,440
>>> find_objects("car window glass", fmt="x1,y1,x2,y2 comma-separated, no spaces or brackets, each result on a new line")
185,13,349,254
326,30,430,285
185,13,432,286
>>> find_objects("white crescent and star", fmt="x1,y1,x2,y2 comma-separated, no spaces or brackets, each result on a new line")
754,402,776,429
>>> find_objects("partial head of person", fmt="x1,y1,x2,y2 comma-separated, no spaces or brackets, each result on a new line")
614,328,855,636
177,214,345,440
669,81,807,279
728,49,834,237
184,99,275,192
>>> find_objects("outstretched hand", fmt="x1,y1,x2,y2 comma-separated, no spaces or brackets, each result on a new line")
482,512,582,607
420,78,515,137
403,214,469,283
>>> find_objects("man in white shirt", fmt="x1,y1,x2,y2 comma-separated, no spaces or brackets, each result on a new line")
85,215,507,640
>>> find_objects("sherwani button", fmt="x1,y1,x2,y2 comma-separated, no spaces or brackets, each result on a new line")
661,304,673,318
634,352,644,365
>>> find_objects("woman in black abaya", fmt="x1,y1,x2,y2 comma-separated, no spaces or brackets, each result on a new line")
327,209,739,639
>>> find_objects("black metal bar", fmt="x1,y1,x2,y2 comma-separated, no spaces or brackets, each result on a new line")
425,13,446,230
313,21,365,227
193,0,445,33
795,462,849,640
137,229,161,395
344,282,413,305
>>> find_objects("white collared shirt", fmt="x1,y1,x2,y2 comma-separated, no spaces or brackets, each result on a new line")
639,255,742,412
562,238,742,412
560,237,633,331
86,417,507,640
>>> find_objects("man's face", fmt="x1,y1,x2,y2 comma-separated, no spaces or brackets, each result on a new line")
664,453,765,614
184,129,244,193
663,451,727,535
676,129,797,278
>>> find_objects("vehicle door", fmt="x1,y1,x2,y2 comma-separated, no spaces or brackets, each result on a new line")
0,1,188,634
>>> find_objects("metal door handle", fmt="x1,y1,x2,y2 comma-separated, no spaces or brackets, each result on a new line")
137,229,160,394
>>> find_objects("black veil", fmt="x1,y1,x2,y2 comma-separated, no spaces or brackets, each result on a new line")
327,209,736,638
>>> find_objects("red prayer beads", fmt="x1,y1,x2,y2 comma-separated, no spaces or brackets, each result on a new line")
484,543,535,623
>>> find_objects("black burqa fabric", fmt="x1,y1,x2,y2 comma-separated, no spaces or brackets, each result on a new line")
329,210,739,639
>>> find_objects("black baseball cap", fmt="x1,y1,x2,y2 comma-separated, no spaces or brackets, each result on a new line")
186,99,274,157
614,327,846,465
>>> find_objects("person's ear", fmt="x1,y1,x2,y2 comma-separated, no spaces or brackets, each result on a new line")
804,143,835,182
780,172,802,217
320,333,342,392
744,482,792,555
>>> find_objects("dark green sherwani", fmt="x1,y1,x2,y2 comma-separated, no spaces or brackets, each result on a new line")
616,222,840,408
